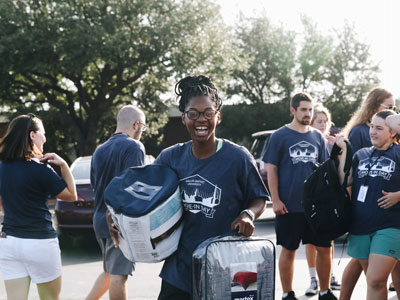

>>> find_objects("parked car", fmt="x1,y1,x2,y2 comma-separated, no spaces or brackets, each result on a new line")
54,156,94,232
250,130,275,188
54,154,156,232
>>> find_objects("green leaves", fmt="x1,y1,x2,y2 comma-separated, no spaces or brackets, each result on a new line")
0,0,233,157
226,15,379,129
0,1,380,156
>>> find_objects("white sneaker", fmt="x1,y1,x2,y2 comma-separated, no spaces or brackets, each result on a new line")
305,277,319,296
330,275,341,290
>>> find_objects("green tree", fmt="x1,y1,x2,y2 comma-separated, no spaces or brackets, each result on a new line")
323,22,380,127
217,101,291,148
226,15,379,132
0,0,233,157
296,16,333,91
227,15,296,104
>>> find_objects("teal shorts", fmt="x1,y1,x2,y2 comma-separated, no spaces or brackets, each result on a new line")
347,228,400,260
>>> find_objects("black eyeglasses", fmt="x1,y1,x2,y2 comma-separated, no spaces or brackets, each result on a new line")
380,104,397,111
137,122,147,132
27,113,36,119
185,108,218,120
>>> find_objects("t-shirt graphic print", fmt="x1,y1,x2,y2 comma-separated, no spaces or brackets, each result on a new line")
350,145,400,235
289,141,318,164
180,174,221,218
357,156,395,180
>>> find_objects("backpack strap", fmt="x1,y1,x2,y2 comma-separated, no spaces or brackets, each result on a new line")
331,141,353,188
342,141,353,188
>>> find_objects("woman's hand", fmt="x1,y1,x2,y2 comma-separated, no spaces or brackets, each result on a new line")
377,190,400,209
47,153,77,202
40,153,67,167
334,135,347,150
327,135,336,145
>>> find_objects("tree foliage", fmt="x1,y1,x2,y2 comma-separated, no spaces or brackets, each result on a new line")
227,15,296,104
222,15,380,144
323,22,380,126
0,0,234,158
0,3,382,154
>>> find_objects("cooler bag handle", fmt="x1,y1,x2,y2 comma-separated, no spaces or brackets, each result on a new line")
150,217,183,249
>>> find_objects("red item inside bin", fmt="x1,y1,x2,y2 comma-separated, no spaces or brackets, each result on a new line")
232,271,257,290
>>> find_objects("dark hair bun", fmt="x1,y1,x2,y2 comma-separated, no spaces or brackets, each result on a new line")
175,75,222,112
175,75,214,97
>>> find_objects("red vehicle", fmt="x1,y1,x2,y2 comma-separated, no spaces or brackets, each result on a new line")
54,156,94,232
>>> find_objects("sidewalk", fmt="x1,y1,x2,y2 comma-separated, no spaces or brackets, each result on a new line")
0,213,399,299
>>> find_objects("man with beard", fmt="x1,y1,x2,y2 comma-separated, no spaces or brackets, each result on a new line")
263,93,337,300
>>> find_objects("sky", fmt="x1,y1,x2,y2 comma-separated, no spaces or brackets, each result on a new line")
216,0,400,97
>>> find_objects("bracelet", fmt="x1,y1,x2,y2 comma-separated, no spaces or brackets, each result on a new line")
240,209,255,221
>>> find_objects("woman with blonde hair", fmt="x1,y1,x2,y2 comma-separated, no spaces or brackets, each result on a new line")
311,103,333,136
343,87,395,152
312,103,335,146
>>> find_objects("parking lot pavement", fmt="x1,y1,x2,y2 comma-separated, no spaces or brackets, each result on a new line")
0,216,398,299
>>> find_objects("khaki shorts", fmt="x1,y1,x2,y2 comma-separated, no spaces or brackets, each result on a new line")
97,238,135,275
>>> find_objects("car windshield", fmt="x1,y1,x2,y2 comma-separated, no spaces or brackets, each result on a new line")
71,159,91,180
250,137,266,158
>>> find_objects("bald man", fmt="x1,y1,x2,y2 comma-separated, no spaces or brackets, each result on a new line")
86,105,147,300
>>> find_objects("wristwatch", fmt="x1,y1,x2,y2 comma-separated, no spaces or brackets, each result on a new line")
241,209,255,221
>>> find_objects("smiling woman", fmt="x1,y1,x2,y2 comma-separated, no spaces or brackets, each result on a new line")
154,75,270,299
335,109,400,300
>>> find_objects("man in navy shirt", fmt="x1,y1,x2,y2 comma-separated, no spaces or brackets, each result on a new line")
86,105,146,300
263,93,336,300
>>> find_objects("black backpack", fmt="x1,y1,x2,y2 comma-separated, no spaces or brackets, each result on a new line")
302,141,353,241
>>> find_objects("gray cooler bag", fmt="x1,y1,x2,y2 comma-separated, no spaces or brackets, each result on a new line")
192,235,275,300
104,164,183,263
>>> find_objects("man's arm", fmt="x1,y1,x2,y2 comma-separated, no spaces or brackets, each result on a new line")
266,163,288,215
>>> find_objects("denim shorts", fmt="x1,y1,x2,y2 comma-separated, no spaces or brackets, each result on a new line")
347,228,400,260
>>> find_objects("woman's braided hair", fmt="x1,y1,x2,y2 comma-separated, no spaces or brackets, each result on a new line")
175,75,222,113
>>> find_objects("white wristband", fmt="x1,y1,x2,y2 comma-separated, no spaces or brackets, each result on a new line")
240,209,255,221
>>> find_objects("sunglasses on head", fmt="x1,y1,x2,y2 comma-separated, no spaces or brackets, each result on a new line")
380,104,397,112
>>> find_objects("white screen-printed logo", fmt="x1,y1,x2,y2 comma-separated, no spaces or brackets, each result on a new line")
358,156,396,180
288,141,318,164
180,174,221,218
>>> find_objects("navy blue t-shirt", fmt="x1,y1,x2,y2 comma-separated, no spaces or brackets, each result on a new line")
348,123,371,153
262,125,328,212
91,133,145,239
0,158,67,239
350,145,400,235
155,140,270,293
